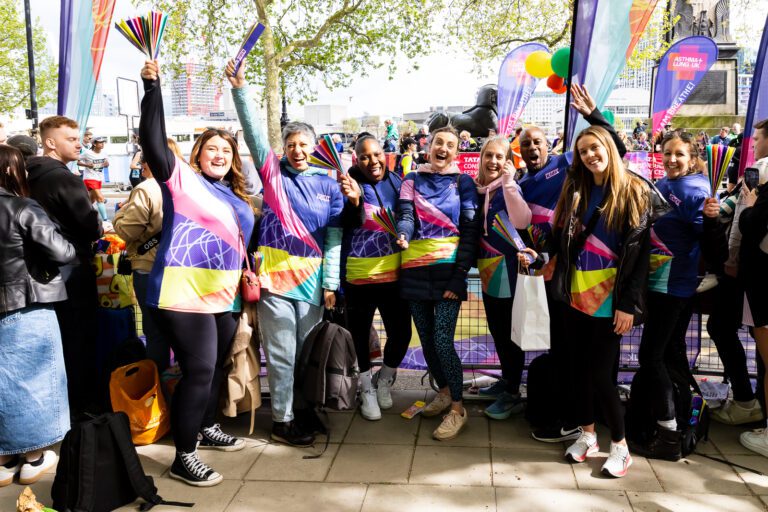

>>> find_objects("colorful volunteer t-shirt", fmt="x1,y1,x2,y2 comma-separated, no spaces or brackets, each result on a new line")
147,159,255,313
478,190,526,298
518,152,572,253
232,86,343,306
342,172,402,285
398,171,476,271
649,173,708,298
80,148,108,182
570,184,622,318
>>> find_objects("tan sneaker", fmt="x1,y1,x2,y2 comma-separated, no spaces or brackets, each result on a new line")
422,393,452,417
712,399,764,425
433,408,468,441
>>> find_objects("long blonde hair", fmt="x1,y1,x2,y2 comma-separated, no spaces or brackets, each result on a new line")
476,136,512,186
553,126,649,233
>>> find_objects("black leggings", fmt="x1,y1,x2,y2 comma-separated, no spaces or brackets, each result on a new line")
344,282,412,372
482,294,524,395
566,306,625,442
707,276,755,402
153,309,238,453
638,292,693,423
410,300,463,401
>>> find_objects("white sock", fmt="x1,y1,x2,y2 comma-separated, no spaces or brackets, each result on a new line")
378,364,397,383
657,419,677,431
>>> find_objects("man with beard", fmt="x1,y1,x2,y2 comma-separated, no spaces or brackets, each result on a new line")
516,84,627,444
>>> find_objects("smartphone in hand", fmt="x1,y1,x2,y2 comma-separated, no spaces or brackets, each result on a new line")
744,167,759,190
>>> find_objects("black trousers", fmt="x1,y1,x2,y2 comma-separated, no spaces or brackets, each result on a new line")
154,309,238,453
638,292,694,423
344,282,412,373
55,261,99,415
482,293,525,395
707,275,755,402
565,306,625,442
546,284,578,428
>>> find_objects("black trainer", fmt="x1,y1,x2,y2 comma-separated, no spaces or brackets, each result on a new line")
198,423,246,451
271,421,315,447
629,427,682,461
169,451,223,487
531,424,583,443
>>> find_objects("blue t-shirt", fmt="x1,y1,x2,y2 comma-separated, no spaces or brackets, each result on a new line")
649,173,708,298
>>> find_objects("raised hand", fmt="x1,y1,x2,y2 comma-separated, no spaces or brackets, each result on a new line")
141,60,159,81
570,83,596,117
225,59,246,89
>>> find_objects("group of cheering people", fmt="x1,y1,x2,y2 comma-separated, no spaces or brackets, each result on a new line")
2,56,768,490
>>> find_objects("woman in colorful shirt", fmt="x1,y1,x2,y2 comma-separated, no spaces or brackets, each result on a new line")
550,126,653,478
474,136,538,420
631,132,720,461
341,135,411,421
396,126,480,440
139,60,254,487
227,61,345,448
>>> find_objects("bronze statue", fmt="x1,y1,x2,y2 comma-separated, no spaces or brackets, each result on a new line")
671,0,732,44
426,84,498,138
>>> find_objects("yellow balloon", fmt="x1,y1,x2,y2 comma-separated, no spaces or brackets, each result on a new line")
525,51,553,78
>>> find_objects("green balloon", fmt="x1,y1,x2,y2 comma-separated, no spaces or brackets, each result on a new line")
551,47,571,78
601,109,615,125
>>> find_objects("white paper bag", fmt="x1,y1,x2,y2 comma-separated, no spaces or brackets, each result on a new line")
510,272,551,351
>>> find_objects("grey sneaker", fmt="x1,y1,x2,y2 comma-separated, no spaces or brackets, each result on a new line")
422,393,452,417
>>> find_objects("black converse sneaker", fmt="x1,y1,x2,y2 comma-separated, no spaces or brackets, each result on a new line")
198,423,246,451
170,451,223,487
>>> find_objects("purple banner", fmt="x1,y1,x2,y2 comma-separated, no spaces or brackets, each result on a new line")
740,14,768,175
57,0,73,115
496,43,547,138
233,22,265,74
652,36,718,138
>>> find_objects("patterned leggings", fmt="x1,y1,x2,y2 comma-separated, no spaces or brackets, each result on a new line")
410,300,463,401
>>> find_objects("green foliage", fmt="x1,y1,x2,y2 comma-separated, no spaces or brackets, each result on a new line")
398,119,418,137
0,0,56,115
342,117,361,134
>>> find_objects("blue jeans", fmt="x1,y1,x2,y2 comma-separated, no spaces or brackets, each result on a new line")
133,271,170,371
258,290,323,422
0,305,70,455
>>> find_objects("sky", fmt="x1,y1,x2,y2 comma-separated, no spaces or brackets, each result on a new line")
29,0,768,120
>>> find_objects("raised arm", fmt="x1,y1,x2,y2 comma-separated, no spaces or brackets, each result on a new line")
570,84,627,157
227,60,271,171
139,60,176,182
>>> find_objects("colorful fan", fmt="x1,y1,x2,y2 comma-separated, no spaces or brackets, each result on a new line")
492,212,534,263
114,11,168,59
372,207,397,236
233,22,265,73
706,144,735,197
308,134,345,174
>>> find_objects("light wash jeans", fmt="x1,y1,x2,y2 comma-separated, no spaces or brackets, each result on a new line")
0,304,70,454
258,290,323,422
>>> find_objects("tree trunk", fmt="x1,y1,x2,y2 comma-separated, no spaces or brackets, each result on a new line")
260,23,282,152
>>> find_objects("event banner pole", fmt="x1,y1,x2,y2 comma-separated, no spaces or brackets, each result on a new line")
739,14,768,175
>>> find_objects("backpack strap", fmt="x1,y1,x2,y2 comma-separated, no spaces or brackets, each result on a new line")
75,421,98,512
302,407,331,460
107,413,194,510
314,323,337,404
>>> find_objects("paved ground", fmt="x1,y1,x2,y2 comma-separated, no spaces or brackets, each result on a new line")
3,378,768,512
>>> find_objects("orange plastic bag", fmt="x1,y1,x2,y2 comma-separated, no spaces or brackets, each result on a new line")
109,360,170,446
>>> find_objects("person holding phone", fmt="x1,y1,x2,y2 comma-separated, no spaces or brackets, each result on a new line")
736,119,768,457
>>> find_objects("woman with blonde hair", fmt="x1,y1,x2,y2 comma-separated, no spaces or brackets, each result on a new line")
550,125,654,478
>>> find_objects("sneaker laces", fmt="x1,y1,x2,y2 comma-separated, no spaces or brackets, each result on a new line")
573,431,596,450
180,451,213,480
203,424,237,445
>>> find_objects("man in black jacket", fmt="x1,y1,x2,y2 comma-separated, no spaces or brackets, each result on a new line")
26,115,103,416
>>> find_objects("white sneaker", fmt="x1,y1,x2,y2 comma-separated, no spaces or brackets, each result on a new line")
376,376,394,410
565,431,599,463
360,388,381,420
0,456,21,487
422,393,452,417
712,399,764,425
740,428,768,457
19,450,58,485
601,442,633,478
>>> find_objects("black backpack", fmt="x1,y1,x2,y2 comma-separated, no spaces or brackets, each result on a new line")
625,366,710,457
524,353,559,428
51,412,192,512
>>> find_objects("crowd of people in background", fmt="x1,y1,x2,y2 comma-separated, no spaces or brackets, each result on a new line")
1,61,768,489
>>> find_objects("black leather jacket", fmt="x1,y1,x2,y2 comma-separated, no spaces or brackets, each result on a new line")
0,188,76,313
549,172,671,324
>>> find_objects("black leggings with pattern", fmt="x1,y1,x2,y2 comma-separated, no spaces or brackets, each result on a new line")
410,299,463,401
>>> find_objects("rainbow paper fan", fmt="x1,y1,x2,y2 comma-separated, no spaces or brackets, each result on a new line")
115,11,168,59
492,212,534,264
706,144,735,197
233,22,265,73
372,207,397,236
308,134,345,174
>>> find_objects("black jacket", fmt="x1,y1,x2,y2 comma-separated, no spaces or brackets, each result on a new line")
549,173,670,324
26,156,103,259
0,188,76,313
